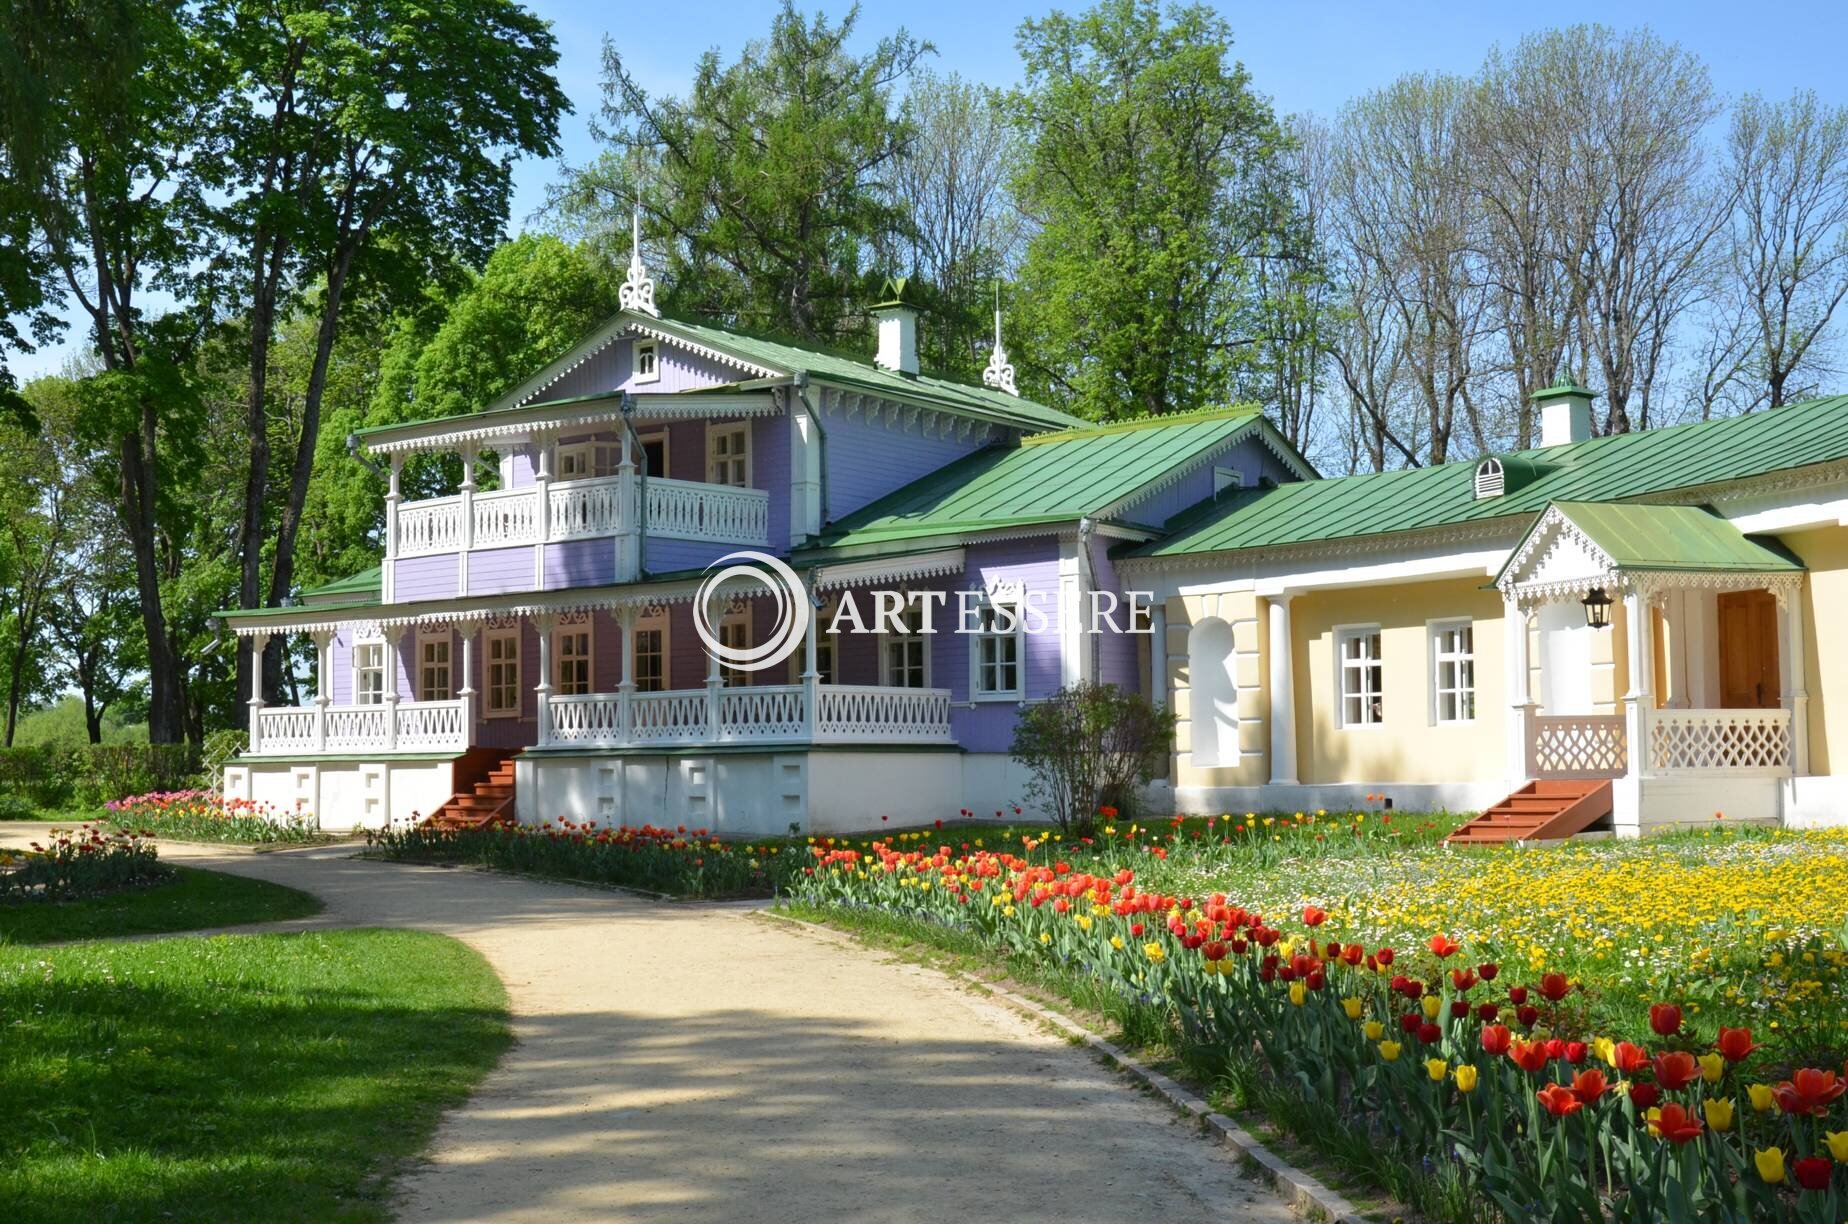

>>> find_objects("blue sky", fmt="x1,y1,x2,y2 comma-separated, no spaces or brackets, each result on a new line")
16,1,1848,379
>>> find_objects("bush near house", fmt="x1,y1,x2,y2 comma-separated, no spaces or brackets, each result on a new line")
784,819,1848,1222
0,744,202,811
1009,682,1176,832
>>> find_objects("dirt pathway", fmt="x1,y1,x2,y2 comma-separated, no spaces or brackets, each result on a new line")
4,828,1296,1223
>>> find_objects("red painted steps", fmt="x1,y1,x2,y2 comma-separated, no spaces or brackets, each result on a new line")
1444,779,1613,845
425,750,517,831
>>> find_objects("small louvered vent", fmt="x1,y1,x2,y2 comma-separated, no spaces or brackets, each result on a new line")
1474,458,1506,500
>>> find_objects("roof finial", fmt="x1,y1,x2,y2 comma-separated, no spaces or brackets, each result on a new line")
982,282,1018,396
620,203,659,318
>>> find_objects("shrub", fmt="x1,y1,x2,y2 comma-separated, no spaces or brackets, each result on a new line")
0,744,204,810
1009,682,1176,833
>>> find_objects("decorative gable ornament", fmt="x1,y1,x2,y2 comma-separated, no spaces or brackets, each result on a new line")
619,206,659,318
981,300,1019,397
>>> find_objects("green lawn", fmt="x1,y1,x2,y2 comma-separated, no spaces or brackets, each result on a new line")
0,866,321,944
0,928,511,1222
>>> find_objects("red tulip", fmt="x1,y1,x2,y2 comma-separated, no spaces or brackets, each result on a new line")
1375,948,1395,967
1652,1051,1701,1092
1400,1012,1423,1034
1417,1022,1441,1044
1477,962,1499,981
1773,1069,1848,1116
1509,1040,1550,1074
1516,1005,1539,1028
1450,1001,1472,1020
1537,1083,1583,1118
1538,972,1572,1002
1302,905,1327,927
1571,1068,1609,1105
1476,1002,1499,1023
1648,1003,1682,1037
1611,1042,1650,1074
1628,1081,1661,1111
1480,1024,1513,1056
1507,986,1529,1005
1428,934,1461,958
1650,1102,1704,1143
1565,1042,1588,1065
1715,1027,1760,1063
1450,968,1478,992
1793,1157,1833,1192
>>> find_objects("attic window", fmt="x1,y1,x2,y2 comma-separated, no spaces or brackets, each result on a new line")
634,339,659,385
1213,466,1243,496
1474,458,1505,500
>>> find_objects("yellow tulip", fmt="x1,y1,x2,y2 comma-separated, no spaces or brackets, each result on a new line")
1425,1058,1448,1082
1454,1064,1479,1093
1421,995,1442,1020
1039,932,1051,945
1825,1131,1848,1163
1364,1020,1385,1041
1702,1098,1734,1132
1753,1147,1785,1185
1747,1083,1776,1112
1143,942,1165,963
1378,1040,1402,1062
1698,1053,1725,1084
1594,1037,1616,1067
1289,982,1307,1006
1109,936,1124,950
1341,996,1364,1021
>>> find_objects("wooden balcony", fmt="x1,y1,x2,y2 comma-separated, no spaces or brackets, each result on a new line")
542,684,955,750
252,699,470,756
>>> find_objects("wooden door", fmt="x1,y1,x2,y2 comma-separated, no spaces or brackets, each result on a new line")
1717,590,1780,709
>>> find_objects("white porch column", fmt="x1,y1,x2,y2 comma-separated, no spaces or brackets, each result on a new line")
533,614,555,746
457,623,478,741
1504,596,1534,783
1147,601,1168,705
705,594,725,742
1782,584,1810,775
383,625,407,751
532,431,553,588
616,605,638,746
246,632,270,754
1267,593,1298,786
311,629,333,753
383,454,402,602
1623,589,1655,779
616,429,641,581
1663,589,1691,707
800,579,821,738
457,441,477,597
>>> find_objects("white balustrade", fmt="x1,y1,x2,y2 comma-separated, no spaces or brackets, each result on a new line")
256,707,318,753
1646,708,1792,776
395,699,468,750
548,476,626,541
325,705,390,752
396,496,465,556
717,685,808,740
470,486,541,547
645,478,770,545
1528,714,1627,779
263,700,466,754
627,691,712,746
814,685,954,743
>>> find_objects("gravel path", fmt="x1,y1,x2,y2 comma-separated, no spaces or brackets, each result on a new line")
2,826,1296,1223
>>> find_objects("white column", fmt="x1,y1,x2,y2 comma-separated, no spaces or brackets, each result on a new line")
1147,601,1168,704
311,629,333,753
383,454,403,603
800,580,821,739
533,432,553,588
1504,596,1534,782
383,625,407,751
458,441,477,597
1663,589,1691,707
246,632,271,754
617,605,638,746
457,623,478,743
533,614,555,746
1782,585,1809,775
706,596,725,743
1623,588,1654,778
616,431,640,581
1267,593,1297,786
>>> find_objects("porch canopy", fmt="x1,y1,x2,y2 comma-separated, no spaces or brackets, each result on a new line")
1493,501,1808,783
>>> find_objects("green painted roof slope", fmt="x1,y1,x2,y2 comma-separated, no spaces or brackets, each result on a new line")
1140,395,1848,558
1534,502,1802,576
799,407,1265,554
304,566,381,599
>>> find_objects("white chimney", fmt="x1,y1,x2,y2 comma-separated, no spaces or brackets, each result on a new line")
871,277,918,376
1533,379,1597,448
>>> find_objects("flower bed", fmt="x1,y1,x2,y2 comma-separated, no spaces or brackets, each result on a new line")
366,820,801,897
0,824,166,902
102,790,321,844
787,832,1848,1221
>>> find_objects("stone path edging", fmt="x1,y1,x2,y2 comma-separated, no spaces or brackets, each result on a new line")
759,907,1370,1224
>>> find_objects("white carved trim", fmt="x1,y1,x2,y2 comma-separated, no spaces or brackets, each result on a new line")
813,548,966,592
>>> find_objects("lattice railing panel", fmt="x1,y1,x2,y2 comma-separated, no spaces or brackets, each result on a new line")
1529,714,1627,778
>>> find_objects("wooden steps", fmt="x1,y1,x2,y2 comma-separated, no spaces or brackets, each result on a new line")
1444,779,1613,845
424,751,517,831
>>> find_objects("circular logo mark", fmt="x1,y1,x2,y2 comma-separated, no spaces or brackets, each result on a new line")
692,550,811,672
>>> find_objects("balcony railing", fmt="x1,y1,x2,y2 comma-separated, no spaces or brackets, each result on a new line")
252,699,468,756
544,684,954,750
1527,707,1794,780
393,474,769,557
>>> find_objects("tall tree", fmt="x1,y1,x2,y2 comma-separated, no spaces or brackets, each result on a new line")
194,0,567,718
1722,90,1848,411
552,1,929,342
1007,0,1289,421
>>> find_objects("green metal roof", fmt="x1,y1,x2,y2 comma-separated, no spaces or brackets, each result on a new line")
303,566,381,600
1139,395,1848,559
1496,502,1802,587
796,407,1268,557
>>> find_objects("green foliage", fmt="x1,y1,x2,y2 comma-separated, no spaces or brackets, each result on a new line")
1008,0,1293,420
101,789,320,845
0,929,510,1221
0,824,165,903
555,1,930,341
11,698,148,750
0,865,320,943
1009,682,1177,832
0,744,202,809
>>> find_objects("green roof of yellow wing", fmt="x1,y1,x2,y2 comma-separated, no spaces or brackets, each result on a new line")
798,406,1266,554
1520,502,1802,577
1140,395,1848,558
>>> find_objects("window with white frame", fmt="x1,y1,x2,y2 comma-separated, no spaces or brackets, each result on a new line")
1338,627,1384,727
556,440,597,480
882,601,928,688
633,339,660,385
972,598,1023,700
485,629,520,717
718,615,750,686
554,626,592,696
418,631,452,701
1432,620,1476,723
632,611,667,692
353,641,387,705
707,424,749,487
